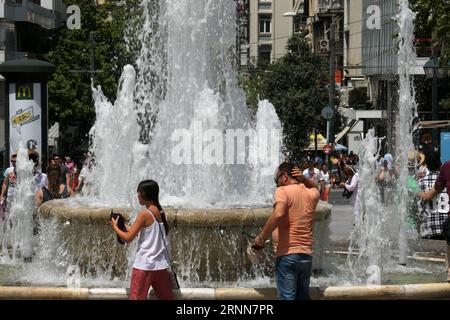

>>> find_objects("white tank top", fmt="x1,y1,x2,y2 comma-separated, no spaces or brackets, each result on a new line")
132,208,170,271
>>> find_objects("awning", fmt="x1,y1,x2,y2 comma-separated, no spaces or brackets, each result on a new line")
305,133,327,150
335,119,359,143
419,120,450,129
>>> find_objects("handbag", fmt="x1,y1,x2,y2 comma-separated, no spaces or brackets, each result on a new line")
155,211,180,290
110,210,127,245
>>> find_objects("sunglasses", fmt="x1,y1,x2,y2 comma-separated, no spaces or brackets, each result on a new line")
274,173,285,184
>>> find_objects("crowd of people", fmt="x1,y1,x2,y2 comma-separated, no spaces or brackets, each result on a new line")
0,152,91,210
0,147,449,301
0,151,93,248
290,151,360,203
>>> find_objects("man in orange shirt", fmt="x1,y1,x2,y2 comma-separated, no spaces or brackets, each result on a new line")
254,162,320,300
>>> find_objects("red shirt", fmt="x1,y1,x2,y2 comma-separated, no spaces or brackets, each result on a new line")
434,160,450,214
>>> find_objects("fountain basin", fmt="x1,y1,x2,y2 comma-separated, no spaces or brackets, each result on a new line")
29,200,332,285
0,283,449,300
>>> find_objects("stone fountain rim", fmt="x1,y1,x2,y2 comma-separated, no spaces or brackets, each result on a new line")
37,199,332,226
0,283,449,300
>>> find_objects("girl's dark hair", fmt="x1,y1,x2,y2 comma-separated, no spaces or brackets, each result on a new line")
46,164,62,200
137,180,169,235
424,151,441,172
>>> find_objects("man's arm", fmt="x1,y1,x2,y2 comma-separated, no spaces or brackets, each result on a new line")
417,188,439,201
254,202,287,247
419,163,447,201
35,189,43,207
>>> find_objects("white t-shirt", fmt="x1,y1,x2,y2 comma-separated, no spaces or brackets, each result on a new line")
303,168,322,184
345,173,359,216
320,170,330,185
34,172,48,191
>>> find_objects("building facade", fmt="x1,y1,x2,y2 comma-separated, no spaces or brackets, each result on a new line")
0,0,65,166
248,0,299,66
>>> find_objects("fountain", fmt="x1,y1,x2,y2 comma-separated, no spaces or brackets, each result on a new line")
343,0,449,291
1,0,332,291
0,0,449,300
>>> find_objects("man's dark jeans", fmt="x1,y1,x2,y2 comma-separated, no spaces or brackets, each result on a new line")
275,253,312,300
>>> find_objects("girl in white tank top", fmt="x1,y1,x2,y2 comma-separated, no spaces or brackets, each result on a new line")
110,180,174,300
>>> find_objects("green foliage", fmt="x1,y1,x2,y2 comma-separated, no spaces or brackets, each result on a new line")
410,0,450,66
43,0,139,157
440,97,450,111
240,34,328,162
238,64,264,117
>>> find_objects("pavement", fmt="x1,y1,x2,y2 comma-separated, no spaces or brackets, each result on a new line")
325,188,448,255
327,189,354,247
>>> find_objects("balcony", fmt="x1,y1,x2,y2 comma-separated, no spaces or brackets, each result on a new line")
318,0,344,15
0,0,56,29
258,1,272,11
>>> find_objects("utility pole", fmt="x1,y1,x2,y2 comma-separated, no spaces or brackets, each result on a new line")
89,31,96,83
328,17,336,148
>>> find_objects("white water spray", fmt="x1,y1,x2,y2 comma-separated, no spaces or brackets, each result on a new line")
1,145,36,262
396,0,419,265
87,0,281,209
347,0,420,283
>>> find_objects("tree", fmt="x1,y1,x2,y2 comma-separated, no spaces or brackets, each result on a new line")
410,0,450,66
240,34,328,162
410,0,450,123
43,0,140,161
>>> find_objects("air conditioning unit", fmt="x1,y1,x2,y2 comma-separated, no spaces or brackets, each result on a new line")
319,39,329,53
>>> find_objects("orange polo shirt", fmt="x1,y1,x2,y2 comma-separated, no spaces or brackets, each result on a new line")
272,184,320,257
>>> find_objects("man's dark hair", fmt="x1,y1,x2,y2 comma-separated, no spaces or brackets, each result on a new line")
278,162,296,178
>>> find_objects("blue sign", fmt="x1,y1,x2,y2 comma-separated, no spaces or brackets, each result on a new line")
321,106,334,120
440,132,450,164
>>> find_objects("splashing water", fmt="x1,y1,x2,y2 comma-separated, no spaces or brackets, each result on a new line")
347,130,400,283
87,0,282,209
1,145,36,263
395,0,419,265
347,0,420,284
14,0,283,286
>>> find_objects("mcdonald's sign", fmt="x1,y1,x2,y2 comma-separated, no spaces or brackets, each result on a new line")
16,83,33,100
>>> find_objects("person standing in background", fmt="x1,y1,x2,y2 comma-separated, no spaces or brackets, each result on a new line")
417,157,450,283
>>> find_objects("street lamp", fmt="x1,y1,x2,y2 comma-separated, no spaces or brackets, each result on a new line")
424,58,450,79
423,59,436,79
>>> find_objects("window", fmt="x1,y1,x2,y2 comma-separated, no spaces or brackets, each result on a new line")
258,44,271,67
259,15,271,34
294,15,308,33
